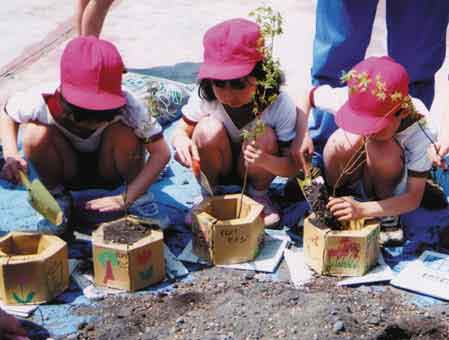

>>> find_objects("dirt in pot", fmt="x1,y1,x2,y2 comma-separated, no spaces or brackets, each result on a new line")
103,219,159,245
297,169,342,230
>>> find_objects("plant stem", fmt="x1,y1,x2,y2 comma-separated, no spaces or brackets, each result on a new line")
238,166,249,218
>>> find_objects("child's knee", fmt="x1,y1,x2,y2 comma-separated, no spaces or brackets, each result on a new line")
192,117,227,148
254,126,277,153
104,122,140,149
22,123,55,150
324,130,363,158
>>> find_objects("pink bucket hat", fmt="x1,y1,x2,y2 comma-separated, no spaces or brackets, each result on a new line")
336,56,411,135
60,36,126,110
198,18,264,80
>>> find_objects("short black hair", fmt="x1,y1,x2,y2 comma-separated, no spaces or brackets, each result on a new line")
59,95,122,122
198,61,285,112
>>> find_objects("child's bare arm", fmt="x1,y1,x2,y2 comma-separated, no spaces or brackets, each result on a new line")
0,110,20,157
328,176,426,220
359,176,426,217
126,138,171,204
289,105,313,174
171,119,196,168
0,110,27,182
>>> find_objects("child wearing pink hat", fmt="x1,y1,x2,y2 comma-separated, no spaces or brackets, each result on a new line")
172,18,312,228
304,56,444,245
0,36,170,234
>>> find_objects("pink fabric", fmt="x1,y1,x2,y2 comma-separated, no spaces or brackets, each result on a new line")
198,18,264,80
336,56,410,135
60,36,126,110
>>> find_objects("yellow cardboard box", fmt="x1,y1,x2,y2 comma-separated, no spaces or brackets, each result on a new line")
192,194,265,265
0,232,69,305
303,215,380,276
92,215,165,291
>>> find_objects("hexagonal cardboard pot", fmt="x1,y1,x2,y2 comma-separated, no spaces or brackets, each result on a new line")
0,232,69,305
92,215,165,291
192,194,265,265
303,214,380,276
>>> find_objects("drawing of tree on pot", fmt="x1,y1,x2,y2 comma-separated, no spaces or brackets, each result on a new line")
12,273,35,304
98,250,119,284
238,6,283,216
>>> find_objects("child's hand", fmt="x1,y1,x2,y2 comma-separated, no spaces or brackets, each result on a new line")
173,136,195,168
1,154,27,184
243,141,266,167
84,194,126,212
289,133,314,175
0,308,29,340
327,196,363,221
428,142,448,171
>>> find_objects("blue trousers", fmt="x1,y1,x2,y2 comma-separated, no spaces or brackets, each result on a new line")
310,0,449,163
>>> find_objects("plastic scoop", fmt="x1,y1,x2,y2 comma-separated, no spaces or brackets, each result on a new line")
19,171,63,226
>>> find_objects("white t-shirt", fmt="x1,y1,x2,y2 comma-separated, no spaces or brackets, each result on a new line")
4,83,162,152
182,89,297,144
312,85,435,193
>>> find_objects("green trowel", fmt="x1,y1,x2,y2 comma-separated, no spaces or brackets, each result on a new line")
19,171,63,226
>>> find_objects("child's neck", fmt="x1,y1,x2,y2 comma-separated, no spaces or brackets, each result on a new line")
223,102,255,130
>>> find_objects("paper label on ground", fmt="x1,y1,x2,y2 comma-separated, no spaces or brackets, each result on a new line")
178,230,290,273
337,254,394,286
284,247,314,288
391,250,449,301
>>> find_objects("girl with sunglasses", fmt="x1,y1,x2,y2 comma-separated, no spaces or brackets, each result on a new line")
172,18,312,228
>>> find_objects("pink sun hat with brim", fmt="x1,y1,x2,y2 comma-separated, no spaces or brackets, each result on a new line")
198,18,264,80
60,36,126,110
336,56,411,136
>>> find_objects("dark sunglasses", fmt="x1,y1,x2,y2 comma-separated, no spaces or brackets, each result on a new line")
211,77,249,90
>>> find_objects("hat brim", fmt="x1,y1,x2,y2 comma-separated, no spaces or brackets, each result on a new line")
198,62,256,80
335,101,394,136
61,83,126,110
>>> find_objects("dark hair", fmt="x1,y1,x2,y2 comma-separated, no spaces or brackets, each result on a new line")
59,95,122,122
198,61,285,112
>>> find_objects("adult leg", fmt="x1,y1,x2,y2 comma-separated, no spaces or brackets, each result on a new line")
80,0,114,37
310,0,378,160
97,122,145,186
387,0,449,109
22,123,78,189
75,0,90,36
192,117,233,187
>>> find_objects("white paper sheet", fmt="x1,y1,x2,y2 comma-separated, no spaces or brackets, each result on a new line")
284,247,314,287
391,250,449,301
178,230,290,273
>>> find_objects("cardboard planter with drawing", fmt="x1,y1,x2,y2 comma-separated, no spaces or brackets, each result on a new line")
192,194,265,265
92,215,165,291
0,232,69,305
303,214,380,276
